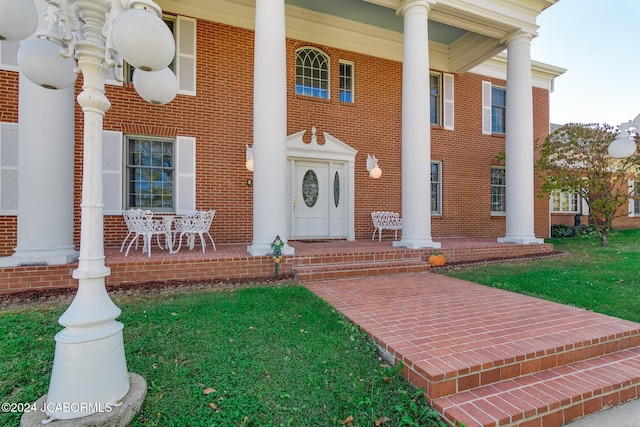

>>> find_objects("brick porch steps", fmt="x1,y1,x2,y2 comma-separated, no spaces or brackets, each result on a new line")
304,274,640,427
433,348,640,427
294,258,431,282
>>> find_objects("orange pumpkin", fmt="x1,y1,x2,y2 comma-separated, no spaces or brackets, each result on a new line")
428,253,445,267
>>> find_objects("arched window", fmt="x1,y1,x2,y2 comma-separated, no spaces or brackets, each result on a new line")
295,48,329,99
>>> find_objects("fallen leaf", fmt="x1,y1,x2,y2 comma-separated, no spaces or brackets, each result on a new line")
203,387,216,395
342,415,354,426
171,312,178,316
208,402,218,410
375,416,390,426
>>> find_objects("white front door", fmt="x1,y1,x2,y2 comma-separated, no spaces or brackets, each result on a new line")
294,162,328,237
286,127,356,240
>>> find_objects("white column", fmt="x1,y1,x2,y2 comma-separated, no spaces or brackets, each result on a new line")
247,0,293,256
498,32,543,244
394,0,440,249
0,73,79,267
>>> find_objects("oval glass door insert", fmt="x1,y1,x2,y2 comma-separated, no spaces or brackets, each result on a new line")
333,171,340,207
302,169,319,207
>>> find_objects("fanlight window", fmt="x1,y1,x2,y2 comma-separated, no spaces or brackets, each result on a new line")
295,48,329,99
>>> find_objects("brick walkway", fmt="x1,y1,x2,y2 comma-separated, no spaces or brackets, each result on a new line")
305,273,640,427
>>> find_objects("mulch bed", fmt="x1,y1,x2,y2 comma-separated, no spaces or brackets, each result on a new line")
0,274,297,310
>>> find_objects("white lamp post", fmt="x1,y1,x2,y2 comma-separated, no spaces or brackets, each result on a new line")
609,113,640,158
8,0,177,424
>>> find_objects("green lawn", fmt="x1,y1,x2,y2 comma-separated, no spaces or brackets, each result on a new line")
1,286,444,427
442,228,640,323
3,229,639,426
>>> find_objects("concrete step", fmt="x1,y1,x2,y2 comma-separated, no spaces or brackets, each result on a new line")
432,348,640,426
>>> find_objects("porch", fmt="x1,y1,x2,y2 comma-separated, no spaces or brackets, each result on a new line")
0,237,556,294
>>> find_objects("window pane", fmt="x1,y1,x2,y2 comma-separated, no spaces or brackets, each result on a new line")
127,137,175,212
430,75,440,125
430,162,441,214
295,48,329,99
491,87,506,133
491,167,506,212
339,62,354,103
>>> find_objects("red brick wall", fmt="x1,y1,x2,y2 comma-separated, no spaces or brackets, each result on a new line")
0,17,552,253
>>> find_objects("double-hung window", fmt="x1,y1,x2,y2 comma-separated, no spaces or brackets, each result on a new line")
126,136,175,212
430,74,441,125
339,60,354,103
431,161,442,215
295,48,329,99
122,15,196,96
482,82,506,135
550,189,579,213
491,166,506,214
491,87,506,134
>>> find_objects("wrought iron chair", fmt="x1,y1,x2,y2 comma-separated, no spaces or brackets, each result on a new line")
123,209,167,257
170,210,216,253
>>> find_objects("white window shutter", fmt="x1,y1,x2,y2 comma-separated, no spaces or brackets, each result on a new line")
443,73,454,130
176,136,196,213
102,131,123,214
0,41,19,71
482,81,492,135
177,16,196,96
629,179,635,216
0,123,18,214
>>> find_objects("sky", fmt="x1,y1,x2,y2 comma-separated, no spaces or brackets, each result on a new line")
530,0,640,126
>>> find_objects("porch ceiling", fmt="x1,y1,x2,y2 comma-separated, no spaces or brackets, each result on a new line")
158,0,559,73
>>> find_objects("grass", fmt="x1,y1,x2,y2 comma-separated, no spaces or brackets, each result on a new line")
442,228,640,323
1,286,445,427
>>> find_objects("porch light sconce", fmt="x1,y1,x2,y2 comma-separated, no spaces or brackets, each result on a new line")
608,113,640,158
245,144,254,172
367,154,382,179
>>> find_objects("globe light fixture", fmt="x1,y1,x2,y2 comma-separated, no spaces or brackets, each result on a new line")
0,0,38,41
608,114,640,159
17,6,78,90
133,67,178,105
367,153,382,179
111,0,175,71
7,0,178,424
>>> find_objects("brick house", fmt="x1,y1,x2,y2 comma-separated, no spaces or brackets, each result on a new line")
0,0,565,264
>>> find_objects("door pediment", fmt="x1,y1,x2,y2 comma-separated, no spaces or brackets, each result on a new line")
287,127,358,162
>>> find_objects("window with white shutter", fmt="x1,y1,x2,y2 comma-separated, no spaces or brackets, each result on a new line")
0,123,18,214
103,131,123,214
177,16,196,96
175,136,196,213
443,73,454,130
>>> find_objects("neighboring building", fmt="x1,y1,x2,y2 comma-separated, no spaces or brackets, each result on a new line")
547,123,640,230
0,0,565,262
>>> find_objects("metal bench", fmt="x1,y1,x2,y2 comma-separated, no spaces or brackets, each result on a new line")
371,211,402,242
